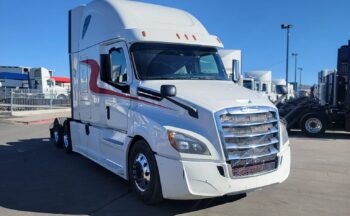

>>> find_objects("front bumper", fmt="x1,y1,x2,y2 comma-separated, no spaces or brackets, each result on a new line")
156,146,290,200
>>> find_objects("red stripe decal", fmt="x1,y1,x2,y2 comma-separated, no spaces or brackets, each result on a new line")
80,59,170,109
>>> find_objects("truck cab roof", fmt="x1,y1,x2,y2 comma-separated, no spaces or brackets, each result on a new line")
70,0,223,53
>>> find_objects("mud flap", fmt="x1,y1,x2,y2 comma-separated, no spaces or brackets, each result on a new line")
345,113,350,132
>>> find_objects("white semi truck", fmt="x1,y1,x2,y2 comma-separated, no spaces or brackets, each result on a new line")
51,0,290,204
244,70,278,102
272,79,295,100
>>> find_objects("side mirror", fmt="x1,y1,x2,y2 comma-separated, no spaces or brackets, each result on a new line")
232,59,240,83
160,85,176,98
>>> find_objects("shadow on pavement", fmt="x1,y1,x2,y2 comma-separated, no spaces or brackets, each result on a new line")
0,137,245,215
288,130,350,140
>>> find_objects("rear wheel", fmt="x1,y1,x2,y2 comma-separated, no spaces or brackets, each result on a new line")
128,140,163,204
301,114,326,137
63,121,73,153
57,94,67,100
51,119,63,147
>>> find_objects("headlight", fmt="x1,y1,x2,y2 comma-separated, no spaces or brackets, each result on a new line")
168,131,210,155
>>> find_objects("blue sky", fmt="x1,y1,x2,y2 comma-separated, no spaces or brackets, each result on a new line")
0,0,349,85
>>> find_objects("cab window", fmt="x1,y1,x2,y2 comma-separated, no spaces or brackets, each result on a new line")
110,48,128,84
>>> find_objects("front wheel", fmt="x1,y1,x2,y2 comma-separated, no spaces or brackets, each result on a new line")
128,140,163,204
301,114,326,137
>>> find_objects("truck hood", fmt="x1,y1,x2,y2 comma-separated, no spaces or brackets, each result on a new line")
140,80,275,112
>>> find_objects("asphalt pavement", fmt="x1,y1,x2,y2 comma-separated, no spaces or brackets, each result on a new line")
0,121,349,216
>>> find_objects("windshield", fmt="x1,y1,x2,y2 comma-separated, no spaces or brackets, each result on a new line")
131,43,228,80
276,85,286,94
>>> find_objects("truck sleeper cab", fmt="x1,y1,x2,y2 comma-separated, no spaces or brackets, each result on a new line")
50,0,290,204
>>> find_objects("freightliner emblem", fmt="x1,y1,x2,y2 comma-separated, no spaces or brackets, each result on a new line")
241,107,260,113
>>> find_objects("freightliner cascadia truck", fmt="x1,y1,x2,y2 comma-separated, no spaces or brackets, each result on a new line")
50,0,290,204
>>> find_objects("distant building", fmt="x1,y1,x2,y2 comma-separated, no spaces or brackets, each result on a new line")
51,76,71,91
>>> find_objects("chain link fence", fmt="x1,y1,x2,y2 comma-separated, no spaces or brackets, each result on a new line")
0,88,70,112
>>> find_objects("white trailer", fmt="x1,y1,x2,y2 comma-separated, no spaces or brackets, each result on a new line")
50,0,290,204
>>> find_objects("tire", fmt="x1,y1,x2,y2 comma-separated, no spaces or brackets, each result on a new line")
51,119,63,147
63,120,73,153
57,94,67,100
301,114,326,137
128,140,163,204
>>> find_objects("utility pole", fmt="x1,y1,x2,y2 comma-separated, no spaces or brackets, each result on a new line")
281,24,293,89
292,53,298,95
298,67,303,97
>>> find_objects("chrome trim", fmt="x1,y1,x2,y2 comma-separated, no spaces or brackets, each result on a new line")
225,138,279,149
223,127,278,138
223,106,277,115
215,106,281,178
227,148,278,160
103,138,124,146
221,118,278,127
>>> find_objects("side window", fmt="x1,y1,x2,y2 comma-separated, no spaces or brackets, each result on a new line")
262,83,267,92
110,48,128,84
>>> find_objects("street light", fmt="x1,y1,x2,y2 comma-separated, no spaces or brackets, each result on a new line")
281,24,293,89
292,53,298,95
298,67,303,97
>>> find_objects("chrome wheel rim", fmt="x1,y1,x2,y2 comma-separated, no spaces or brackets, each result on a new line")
63,133,69,148
132,153,151,192
54,130,59,143
305,118,322,133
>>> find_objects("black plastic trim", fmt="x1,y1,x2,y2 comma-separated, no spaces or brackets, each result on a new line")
137,87,162,101
166,97,198,118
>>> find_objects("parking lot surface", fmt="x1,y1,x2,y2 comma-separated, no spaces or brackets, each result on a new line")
0,121,350,216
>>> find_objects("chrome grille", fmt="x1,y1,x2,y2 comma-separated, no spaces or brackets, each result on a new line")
216,106,280,177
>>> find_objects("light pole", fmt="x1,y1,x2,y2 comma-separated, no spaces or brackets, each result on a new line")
298,67,303,96
281,24,293,88
292,52,298,95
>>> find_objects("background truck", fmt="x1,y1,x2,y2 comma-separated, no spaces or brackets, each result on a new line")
278,40,350,136
50,0,290,204
218,49,242,79
244,70,278,102
272,79,295,101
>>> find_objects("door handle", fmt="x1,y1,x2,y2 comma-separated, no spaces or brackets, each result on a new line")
106,106,110,120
